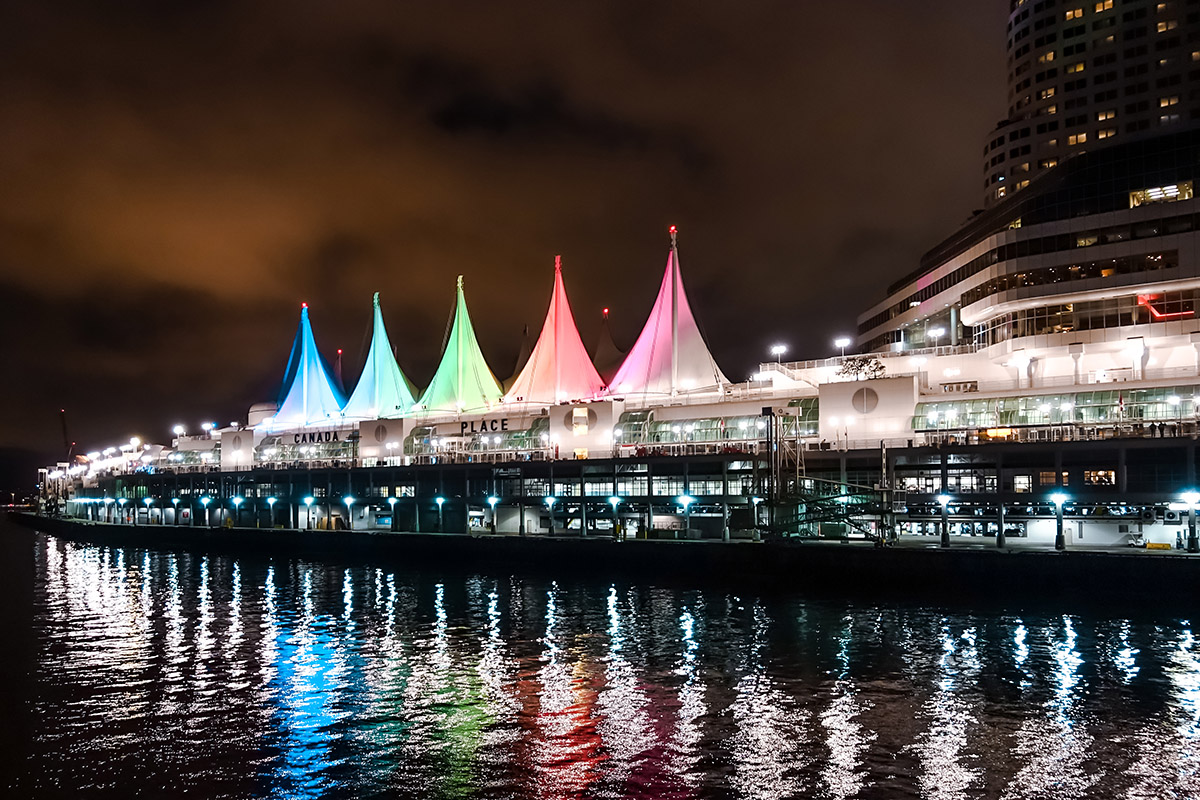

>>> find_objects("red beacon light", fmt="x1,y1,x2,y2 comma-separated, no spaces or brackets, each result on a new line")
301,302,308,309
668,225,677,234
603,307,610,316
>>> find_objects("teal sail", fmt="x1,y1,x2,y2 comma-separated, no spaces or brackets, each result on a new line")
341,293,417,420
268,304,346,428
418,276,503,413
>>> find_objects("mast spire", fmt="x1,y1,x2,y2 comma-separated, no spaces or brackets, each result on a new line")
670,226,679,395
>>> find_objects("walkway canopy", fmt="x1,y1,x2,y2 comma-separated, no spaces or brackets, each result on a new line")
607,228,727,396
418,276,504,413
341,293,417,420
504,256,605,405
267,303,346,429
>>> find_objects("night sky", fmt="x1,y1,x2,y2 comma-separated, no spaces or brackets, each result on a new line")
0,1,1007,487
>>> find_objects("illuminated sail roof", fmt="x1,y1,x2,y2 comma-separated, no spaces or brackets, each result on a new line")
269,303,346,428
592,307,625,384
505,256,605,405
418,276,504,413
341,292,417,420
607,228,728,395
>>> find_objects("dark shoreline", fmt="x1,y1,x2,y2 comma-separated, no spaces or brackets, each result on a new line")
12,511,1200,611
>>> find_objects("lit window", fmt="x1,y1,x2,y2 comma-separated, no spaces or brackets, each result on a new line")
1084,470,1116,486
1129,180,1194,207
1039,87,1056,100
1192,51,1200,62
1161,113,1181,125
1068,132,1087,145
1160,95,1180,107
1065,8,1084,20
1158,20,1178,32
1096,109,1116,121
1094,0,1113,10
1097,128,1117,139
1066,62,1086,74
1014,475,1032,493
1038,50,1056,64
1039,157,1059,169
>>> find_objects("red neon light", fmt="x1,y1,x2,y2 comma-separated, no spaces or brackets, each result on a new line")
1138,294,1193,320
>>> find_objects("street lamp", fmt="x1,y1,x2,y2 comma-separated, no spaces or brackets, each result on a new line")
1049,492,1069,551
678,494,696,536
487,495,499,534
436,495,446,532
936,494,952,548
172,424,186,438
304,496,315,529
267,496,277,528
344,496,355,530
834,336,852,358
118,497,129,525
929,327,946,348
143,496,154,524
171,497,179,525
544,496,557,534
769,343,788,364
608,496,622,539
231,495,244,527
103,497,114,523
1182,491,1200,553
200,496,212,526
387,496,398,532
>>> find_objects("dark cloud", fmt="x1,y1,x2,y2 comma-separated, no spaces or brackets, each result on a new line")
0,0,1009,481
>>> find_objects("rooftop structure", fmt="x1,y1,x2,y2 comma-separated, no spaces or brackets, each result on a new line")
607,228,728,396
266,304,346,430
418,276,504,413
504,256,605,405
341,293,417,420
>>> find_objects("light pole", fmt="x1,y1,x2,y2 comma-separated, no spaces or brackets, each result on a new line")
344,496,355,530
751,496,764,541
770,343,788,364
171,497,179,525
304,496,314,529
103,497,114,523
487,495,499,534
929,326,946,349
545,496,557,534
200,496,212,526
119,497,129,525
387,497,398,532
1050,492,1069,551
678,494,696,538
267,496,277,528
143,497,154,524
936,494,951,548
608,496,622,540
231,495,244,527
1182,491,1200,553
436,496,446,532
834,337,851,358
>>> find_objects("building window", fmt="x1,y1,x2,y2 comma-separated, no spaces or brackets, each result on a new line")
1039,471,1069,486
1160,95,1180,106
1014,475,1033,493
1039,87,1056,100
1097,128,1117,139
1096,109,1116,120
1066,61,1086,73
1157,20,1178,32
1129,181,1193,207
1095,0,1113,10
1084,470,1116,486
1065,7,1084,20
1038,157,1059,169
1068,132,1087,145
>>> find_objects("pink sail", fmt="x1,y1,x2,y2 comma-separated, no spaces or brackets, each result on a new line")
505,256,605,404
607,230,727,396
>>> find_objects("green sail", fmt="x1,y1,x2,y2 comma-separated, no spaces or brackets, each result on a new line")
418,276,504,413
342,292,417,419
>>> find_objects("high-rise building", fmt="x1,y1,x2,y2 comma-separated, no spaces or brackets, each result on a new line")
982,0,1200,208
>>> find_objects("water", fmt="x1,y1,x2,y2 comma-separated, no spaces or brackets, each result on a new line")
4,521,1200,799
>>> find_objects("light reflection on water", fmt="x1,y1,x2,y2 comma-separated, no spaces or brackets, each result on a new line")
17,532,1200,799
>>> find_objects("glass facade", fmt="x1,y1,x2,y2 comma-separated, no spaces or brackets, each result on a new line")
914,385,1200,431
